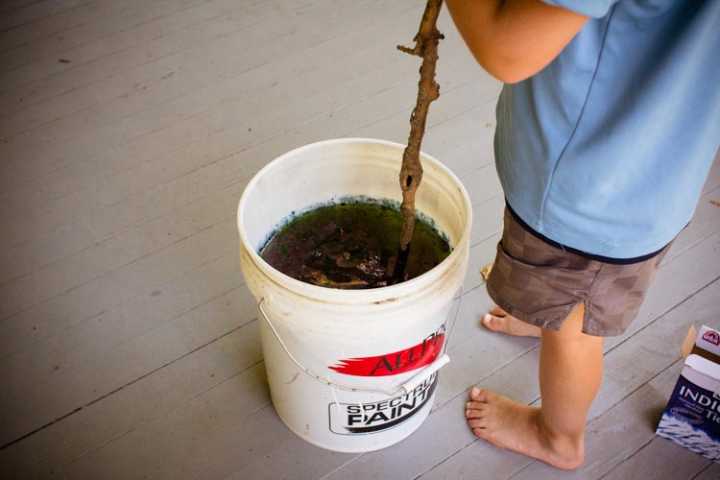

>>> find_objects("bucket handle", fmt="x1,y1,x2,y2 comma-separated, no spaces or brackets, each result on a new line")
258,298,450,397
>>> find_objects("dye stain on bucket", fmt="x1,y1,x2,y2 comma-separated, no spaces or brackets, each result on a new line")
260,199,451,289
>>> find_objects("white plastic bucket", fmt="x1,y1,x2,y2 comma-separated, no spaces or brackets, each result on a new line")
237,138,472,452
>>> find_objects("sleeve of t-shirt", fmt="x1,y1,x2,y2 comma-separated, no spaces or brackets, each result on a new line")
540,0,619,18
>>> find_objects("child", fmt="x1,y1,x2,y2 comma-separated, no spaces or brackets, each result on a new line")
445,0,720,469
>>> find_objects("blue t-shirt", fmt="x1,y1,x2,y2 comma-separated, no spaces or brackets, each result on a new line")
495,0,720,258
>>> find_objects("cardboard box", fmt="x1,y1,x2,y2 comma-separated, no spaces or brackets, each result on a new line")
656,325,720,461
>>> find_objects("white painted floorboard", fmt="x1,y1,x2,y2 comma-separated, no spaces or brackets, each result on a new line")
1,1,719,478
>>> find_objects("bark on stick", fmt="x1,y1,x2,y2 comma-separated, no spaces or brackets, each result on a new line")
394,0,444,280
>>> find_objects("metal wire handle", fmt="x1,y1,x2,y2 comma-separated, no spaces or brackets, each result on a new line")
257,297,451,397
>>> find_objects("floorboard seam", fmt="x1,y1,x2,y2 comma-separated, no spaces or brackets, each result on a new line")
67,357,267,468
411,439,475,480
2,0,414,142
0,0,96,36
689,462,714,480
0,320,247,450
0,224,229,323
595,437,655,480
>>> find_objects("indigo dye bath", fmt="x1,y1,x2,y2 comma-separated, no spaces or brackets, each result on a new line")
260,201,451,289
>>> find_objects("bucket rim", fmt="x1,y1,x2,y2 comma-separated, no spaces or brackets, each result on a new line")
237,137,473,304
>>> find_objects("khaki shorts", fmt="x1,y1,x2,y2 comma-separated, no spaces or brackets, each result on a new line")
486,208,671,337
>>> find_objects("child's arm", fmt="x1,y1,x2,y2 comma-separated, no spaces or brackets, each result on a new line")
445,0,587,83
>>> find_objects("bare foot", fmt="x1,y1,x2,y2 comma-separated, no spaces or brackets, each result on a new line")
465,387,584,470
482,306,541,338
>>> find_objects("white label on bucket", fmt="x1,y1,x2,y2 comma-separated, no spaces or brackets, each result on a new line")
328,372,438,435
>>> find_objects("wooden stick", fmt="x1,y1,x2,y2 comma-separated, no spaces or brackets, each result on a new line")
394,0,444,280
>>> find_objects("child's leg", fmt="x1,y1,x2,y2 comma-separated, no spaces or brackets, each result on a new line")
539,302,603,459
466,303,602,470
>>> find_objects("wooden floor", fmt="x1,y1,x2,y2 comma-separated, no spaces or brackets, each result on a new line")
1,1,719,478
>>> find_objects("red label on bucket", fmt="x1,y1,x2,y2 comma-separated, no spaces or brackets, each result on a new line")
329,326,445,377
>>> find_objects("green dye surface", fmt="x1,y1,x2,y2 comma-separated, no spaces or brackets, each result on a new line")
260,200,451,289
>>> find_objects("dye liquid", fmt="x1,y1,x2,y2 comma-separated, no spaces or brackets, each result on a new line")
260,201,451,289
